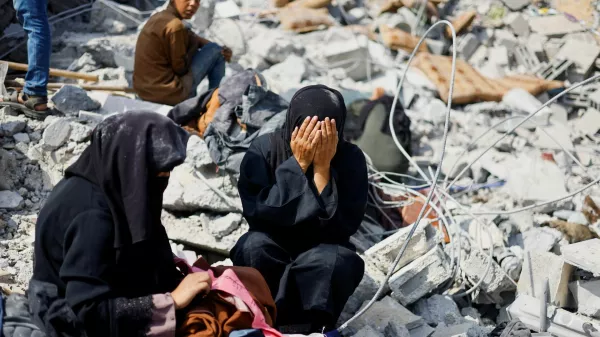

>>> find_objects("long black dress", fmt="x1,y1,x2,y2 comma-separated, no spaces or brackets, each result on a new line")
28,112,189,337
230,85,368,332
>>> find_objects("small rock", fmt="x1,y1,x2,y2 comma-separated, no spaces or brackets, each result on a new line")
69,123,93,143
414,294,463,326
51,85,101,116
42,118,72,150
12,133,30,144
17,188,27,196
205,213,242,238
29,131,42,142
0,191,23,209
0,116,27,137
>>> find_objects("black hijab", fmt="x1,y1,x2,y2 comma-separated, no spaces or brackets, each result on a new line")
66,111,190,248
269,85,347,169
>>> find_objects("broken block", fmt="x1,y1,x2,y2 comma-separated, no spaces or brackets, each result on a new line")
504,13,530,37
456,33,480,61
534,124,574,152
562,239,600,275
494,29,518,50
513,45,541,70
389,246,451,306
575,108,600,136
518,251,572,307
527,33,548,62
342,257,389,316
488,46,509,67
431,322,489,337
346,296,426,336
414,294,463,326
508,294,600,335
529,15,585,37
460,247,516,304
555,39,600,77
323,35,369,81
570,280,600,319
536,59,573,81
365,221,437,275
505,153,567,205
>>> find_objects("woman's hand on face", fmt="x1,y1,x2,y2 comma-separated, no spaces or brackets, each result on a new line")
313,118,338,170
171,272,212,310
291,116,321,173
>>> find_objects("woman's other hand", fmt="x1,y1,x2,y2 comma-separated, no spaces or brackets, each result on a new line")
171,272,212,309
313,118,338,169
291,116,320,173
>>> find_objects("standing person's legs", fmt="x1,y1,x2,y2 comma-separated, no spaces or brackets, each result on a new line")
189,42,226,95
13,0,51,108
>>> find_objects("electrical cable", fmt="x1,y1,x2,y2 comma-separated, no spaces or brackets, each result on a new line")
338,19,457,331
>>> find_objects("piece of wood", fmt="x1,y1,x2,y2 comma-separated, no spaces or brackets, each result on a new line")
6,80,135,93
1,61,99,82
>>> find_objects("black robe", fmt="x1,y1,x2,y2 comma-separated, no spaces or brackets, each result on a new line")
230,134,368,331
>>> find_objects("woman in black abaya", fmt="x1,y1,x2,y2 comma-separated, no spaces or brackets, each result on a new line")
230,85,368,334
29,112,212,337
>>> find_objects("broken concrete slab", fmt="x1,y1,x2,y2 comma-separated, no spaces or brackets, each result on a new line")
365,220,437,275
511,227,563,253
570,280,600,319
504,13,530,37
494,29,518,50
389,246,452,306
518,251,572,307
323,35,369,81
534,124,574,152
342,257,389,316
431,322,489,337
505,153,567,205
413,294,463,326
460,247,516,304
508,294,600,335
456,33,480,61
0,191,23,210
346,296,426,336
42,118,72,151
555,39,600,77
562,239,600,275
575,108,600,136
51,85,101,116
529,15,585,37
203,212,242,239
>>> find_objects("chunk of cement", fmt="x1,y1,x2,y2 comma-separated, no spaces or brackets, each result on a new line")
534,124,574,152
365,220,436,274
431,322,489,337
69,123,93,143
502,89,552,127
570,280,600,319
0,116,27,137
79,111,105,124
262,55,307,92
505,153,567,204
555,39,600,76
389,246,451,306
518,251,572,307
51,85,101,116
0,191,23,210
575,108,600,136
500,0,530,11
186,135,214,170
508,294,600,336
42,118,72,151
562,239,600,275
346,296,425,336
342,257,389,316
204,213,242,239
511,227,562,253
352,325,384,337
414,295,463,326
529,15,585,37
163,163,241,213
12,133,30,144
323,35,369,81
456,33,480,61
459,248,516,304
494,29,518,50
504,13,530,37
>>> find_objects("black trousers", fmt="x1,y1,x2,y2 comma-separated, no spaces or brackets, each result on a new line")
230,231,364,328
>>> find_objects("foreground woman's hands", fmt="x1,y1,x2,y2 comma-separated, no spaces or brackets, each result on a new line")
171,272,212,309
313,118,338,169
291,116,320,173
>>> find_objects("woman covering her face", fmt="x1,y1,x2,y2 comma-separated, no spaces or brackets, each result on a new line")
29,112,212,337
230,85,369,334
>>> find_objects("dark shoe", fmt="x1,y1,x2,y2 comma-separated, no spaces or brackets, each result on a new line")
0,89,51,120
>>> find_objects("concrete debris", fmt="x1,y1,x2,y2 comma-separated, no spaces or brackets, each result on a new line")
0,116,27,137
431,322,490,337
51,85,101,117
346,296,426,337
562,239,600,276
42,118,72,151
414,294,463,326
389,246,452,306
518,251,572,307
0,191,23,210
570,280,600,319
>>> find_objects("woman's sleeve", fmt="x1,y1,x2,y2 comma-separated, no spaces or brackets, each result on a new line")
238,137,324,231
316,146,369,242
59,210,176,337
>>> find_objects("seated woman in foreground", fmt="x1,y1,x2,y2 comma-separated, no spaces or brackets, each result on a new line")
230,85,368,334
28,112,212,337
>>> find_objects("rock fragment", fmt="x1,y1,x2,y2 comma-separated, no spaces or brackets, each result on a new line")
0,191,23,209
42,118,72,151
51,85,101,116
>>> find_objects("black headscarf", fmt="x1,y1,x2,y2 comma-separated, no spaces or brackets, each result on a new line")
268,85,347,169
66,111,190,248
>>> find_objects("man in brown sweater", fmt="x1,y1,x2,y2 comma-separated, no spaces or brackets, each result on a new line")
133,0,232,106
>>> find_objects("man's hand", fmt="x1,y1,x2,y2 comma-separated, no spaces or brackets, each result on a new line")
313,117,338,170
221,46,233,62
291,116,320,173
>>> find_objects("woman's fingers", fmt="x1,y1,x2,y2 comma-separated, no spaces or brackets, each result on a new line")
322,118,330,144
332,119,338,143
312,129,321,148
297,116,311,139
303,116,319,140
291,126,298,141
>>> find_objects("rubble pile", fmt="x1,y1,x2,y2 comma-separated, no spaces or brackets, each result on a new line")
3,0,600,336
